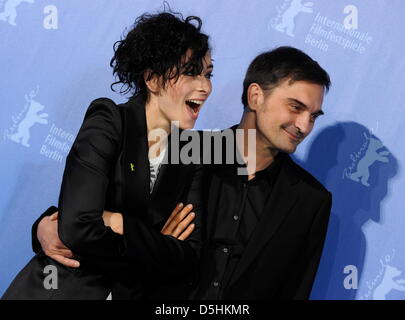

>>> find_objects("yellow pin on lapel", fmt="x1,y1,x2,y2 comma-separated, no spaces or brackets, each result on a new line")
130,163,135,171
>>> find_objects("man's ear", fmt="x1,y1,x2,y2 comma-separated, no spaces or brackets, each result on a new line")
247,83,264,111
144,71,160,94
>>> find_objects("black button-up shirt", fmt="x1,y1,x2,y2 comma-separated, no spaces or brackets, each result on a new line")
197,154,284,299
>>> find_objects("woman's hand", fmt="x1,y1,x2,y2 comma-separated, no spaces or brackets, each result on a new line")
102,203,196,240
161,203,195,240
37,212,80,268
102,210,123,235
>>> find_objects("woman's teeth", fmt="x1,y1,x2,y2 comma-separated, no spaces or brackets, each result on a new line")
187,99,203,105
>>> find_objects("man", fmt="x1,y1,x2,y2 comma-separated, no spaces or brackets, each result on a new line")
192,46,332,299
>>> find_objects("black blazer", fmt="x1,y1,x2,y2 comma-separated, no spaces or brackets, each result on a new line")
195,153,332,300
3,95,203,300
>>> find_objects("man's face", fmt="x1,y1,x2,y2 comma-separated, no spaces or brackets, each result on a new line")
254,79,325,154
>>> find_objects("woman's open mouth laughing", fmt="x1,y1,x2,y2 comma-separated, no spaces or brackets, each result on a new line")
185,99,204,120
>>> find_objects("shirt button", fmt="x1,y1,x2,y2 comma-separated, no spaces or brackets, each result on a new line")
213,281,220,288
223,247,229,253
233,215,239,221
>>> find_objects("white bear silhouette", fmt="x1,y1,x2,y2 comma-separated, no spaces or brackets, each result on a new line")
0,0,34,26
349,133,389,187
274,0,313,37
373,264,405,300
9,95,48,147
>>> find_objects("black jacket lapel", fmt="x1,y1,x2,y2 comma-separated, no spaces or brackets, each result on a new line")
148,129,194,227
227,155,301,288
122,95,150,219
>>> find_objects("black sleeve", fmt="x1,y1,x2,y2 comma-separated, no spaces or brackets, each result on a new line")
37,98,203,280
31,206,58,253
56,98,127,270
121,164,204,282
281,191,332,300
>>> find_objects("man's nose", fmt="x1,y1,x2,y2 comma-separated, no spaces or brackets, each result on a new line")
295,114,313,137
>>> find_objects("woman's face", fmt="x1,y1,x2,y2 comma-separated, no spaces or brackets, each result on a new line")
155,52,213,129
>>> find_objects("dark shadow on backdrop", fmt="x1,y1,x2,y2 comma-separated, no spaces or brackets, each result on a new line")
293,121,398,300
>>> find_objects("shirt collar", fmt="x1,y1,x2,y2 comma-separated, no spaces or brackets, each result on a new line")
221,125,286,183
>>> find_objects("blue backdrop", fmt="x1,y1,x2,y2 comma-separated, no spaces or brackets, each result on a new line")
1,0,404,300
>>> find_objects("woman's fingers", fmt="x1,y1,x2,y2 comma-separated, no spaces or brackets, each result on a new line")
102,210,113,227
102,211,123,234
178,223,195,241
162,204,193,235
170,211,195,238
161,203,184,231
109,212,124,235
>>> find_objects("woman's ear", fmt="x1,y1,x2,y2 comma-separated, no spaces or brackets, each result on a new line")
144,71,160,94
247,83,264,111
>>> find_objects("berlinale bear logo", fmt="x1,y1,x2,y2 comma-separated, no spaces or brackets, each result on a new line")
348,133,390,187
373,264,405,300
7,88,48,147
0,0,34,26
270,0,314,37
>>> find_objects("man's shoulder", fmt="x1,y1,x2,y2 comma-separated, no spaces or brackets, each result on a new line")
285,155,330,196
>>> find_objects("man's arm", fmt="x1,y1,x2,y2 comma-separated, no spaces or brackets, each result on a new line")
34,203,197,270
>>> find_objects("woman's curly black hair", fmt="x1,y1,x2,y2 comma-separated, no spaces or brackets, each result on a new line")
110,11,210,98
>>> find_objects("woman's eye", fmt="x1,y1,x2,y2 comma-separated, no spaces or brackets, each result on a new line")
205,73,213,79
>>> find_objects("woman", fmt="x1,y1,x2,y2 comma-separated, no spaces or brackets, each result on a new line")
2,10,213,300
